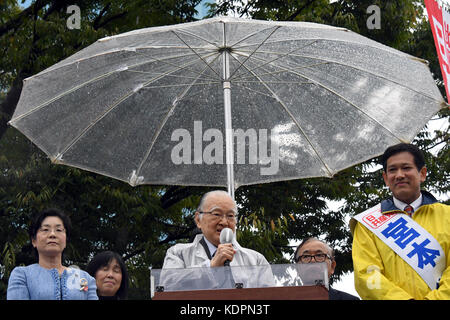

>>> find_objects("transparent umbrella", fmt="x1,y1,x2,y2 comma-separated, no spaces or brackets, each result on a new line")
9,17,446,198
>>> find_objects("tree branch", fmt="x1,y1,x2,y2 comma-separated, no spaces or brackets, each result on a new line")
93,2,112,30
424,136,450,151
93,11,128,30
0,0,78,140
239,0,256,18
0,71,30,139
285,0,316,21
160,186,195,209
0,0,51,37
42,0,75,21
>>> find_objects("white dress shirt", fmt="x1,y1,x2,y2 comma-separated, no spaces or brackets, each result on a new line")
393,193,423,217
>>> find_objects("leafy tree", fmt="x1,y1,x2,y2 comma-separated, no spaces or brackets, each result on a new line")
0,0,202,140
0,0,204,299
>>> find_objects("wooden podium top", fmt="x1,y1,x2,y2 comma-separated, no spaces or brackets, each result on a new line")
153,285,328,300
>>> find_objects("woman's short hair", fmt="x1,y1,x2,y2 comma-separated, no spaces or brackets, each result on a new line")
29,208,72,241
28,208,72,261
86,251,129,300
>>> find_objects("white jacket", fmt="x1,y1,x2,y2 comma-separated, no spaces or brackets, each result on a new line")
160,234,275,290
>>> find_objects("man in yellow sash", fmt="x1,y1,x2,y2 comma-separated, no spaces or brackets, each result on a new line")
351,143,450,299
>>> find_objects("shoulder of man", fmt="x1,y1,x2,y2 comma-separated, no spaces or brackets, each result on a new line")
236,245,269,264
369,190,439,214
328,286,360,300
166,234,206,257
420,190,438,204
167,241,197,254
350,190,441,233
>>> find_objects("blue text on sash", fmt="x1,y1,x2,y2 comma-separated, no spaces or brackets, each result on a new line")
381,217,441,269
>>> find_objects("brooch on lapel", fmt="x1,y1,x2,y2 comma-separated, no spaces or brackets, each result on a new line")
80,278,88,292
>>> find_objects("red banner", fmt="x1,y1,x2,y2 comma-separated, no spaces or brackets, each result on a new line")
425,0,450,102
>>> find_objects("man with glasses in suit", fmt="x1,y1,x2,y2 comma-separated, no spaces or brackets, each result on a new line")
294,237,359,300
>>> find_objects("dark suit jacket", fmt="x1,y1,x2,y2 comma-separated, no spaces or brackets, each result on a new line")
329,287,360,300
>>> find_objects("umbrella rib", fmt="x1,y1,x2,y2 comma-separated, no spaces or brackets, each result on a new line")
134,58,220,179
227,54,334,176
125,69,213,80
233,80,314,85
227,25,281,48
31,48,215,79
128,48,220,82
229,40,319,80
54,56,219,160
173,29,221,49
141,82,222,89
12,52,219,123
233,36,423,62
125,69,219,84
237,49,441,103
232,82,312,97
12,72,121,123
228,26,281,80
231,60,330,81
242,53,406,141
171,30,222,79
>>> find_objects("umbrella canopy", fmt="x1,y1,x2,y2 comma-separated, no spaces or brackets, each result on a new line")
9,17,446,196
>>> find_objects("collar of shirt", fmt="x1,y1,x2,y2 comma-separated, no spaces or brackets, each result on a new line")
203,236,217,257
393,193,423,215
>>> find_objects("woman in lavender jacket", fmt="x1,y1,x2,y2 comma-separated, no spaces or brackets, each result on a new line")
7,208,98,300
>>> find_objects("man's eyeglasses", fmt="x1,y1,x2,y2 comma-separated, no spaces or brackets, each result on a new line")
198,211,237,222
295,253,331,263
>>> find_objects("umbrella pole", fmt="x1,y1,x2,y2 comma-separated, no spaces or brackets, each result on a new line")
222,50,235,200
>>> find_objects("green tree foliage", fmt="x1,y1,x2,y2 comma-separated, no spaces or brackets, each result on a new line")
0,0,202,139
0,0,448,299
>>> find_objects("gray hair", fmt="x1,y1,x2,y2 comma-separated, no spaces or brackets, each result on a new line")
294,237,335,262
196,190,236,220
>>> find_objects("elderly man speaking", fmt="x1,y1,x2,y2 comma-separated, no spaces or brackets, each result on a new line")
161,190,273,289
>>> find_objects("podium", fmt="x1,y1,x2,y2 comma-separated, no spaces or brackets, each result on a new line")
153,285,328,300
151,263,330,300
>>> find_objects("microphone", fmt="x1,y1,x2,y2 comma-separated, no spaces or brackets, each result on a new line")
220,228,234,266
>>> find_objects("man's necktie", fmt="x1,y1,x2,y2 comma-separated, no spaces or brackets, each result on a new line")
404,205,414,216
